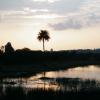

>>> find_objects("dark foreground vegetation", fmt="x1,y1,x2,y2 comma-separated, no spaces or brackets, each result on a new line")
0,49,100,65
0,42,100,65
1,78,100,100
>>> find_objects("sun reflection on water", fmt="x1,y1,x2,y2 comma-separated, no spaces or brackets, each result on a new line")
1,65,100,92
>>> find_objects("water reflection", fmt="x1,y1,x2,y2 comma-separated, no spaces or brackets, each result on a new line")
43,65,100,80
1,65,100,92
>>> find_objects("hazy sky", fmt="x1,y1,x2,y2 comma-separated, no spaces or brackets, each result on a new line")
0,0,100,50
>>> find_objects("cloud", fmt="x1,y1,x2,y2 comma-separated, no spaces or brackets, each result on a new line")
0,0,84,13
32,0,60,3
0,0,84,21
49,18,83,30
24,7,50,14
0,0,32,10
32,14,64,19
0,0,100,30
0,9,64,21
49,0,100,30
24,8,49,13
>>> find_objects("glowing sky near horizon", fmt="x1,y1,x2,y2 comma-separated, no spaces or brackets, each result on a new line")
0,0,100,50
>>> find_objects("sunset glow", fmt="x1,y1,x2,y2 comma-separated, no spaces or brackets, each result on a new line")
0,0,100,50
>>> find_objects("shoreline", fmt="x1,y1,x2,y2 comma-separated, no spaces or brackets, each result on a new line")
0,60,100,78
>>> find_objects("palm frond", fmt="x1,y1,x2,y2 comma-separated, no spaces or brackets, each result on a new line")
37,30,50,41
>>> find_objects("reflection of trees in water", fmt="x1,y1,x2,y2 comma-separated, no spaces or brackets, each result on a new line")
40,78,100,92
42,72,46,90
1,77,100,93
0,84,7,96
0,85,3,96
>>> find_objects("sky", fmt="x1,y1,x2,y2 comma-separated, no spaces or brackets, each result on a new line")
0,0,100,50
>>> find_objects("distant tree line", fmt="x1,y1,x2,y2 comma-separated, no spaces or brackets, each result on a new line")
0,42,100,65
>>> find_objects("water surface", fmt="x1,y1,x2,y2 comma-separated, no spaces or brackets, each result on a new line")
42,65,100,80
1,65,100,92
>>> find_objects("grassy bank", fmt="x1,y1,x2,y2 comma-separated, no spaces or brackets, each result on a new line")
0,50,100,77
0,60,100,78
1,84,100,100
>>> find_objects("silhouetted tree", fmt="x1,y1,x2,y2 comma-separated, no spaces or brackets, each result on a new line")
0,50,3,55
37,30,50,51
21,48,31,52
5,42,14,54
50,48,53,52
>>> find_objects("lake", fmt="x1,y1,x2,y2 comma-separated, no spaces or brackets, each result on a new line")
1,65,100,92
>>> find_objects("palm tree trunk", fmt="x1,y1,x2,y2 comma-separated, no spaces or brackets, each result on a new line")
43,38,45,51
43,72,45,90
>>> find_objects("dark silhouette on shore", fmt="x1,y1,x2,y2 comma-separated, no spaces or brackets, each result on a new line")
5,42,14,54
0,44,100,65
0,42,100,65
0,78,100,100
0,42,100,77
37,30,50,51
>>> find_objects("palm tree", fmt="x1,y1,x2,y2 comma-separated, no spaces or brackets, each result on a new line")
37,30,50,51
